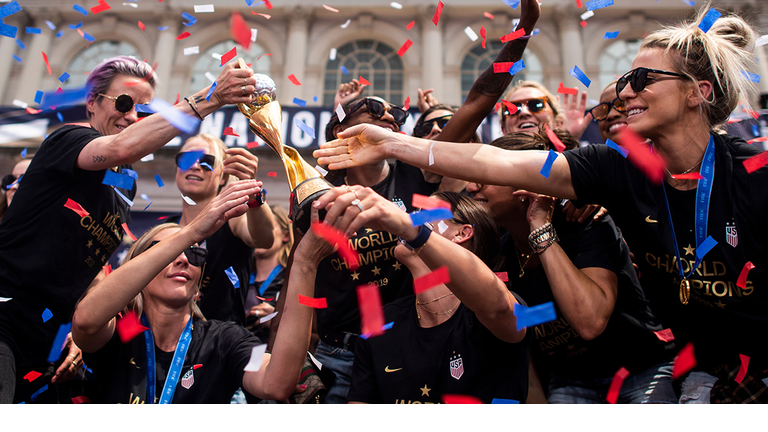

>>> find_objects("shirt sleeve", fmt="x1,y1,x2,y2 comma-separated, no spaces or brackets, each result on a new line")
346,337,380,403
567,217,623,274
562,144,626,208
39,125,103,177
218,322,263,390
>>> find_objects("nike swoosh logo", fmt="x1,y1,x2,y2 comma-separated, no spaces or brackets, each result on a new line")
384,366,403,373
645,216,658,223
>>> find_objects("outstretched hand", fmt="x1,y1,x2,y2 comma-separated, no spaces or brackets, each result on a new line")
209,61,256,108
187,180,261,242
558,91,591,140
334,79,366,108
417,88,439,113
314,124,399,170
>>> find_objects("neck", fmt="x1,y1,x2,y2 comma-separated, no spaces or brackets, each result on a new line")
502,217,540,270
651,124,710,175
345,161,389,187
254,255,281,281
143,299,192,352
416,287,459,328
179,195,214,227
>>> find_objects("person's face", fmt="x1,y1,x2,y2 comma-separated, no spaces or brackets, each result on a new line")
175,138,225,200
501,87,555,136
87,74,154,136
6,159,31,206
598,87,628,143
253,218,288,259
417,109,454,140
465,182,524,224
337,97,401,134
143,228,202,309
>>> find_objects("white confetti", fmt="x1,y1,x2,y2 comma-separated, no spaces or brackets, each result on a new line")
115,189,134,207
140,153,154,162
193,4,214,13
182,194,196,205
437,220,449,234
428,141,435,166
122,2,138,8
580,10,594,20
205,72,217,83
183,46,200,56
335,103,346,122
259,311,278,324
251,28,258,42
0,297,11,302
308,351,323,370
211,53,222,60
464,26,478,42
340,19,351,29
315,165,328,176
140,193,151,201
12,99,28,109
243,344,268,372
329,48,337,61
390,2,403,9
757,35,768,47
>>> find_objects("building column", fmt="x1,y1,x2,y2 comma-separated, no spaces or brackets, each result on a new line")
13,17,55,104
152,17,179,101
420,5,444,100
555,7,584,89
281,7,312,104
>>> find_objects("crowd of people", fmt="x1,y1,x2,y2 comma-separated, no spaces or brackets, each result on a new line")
0,0,766,406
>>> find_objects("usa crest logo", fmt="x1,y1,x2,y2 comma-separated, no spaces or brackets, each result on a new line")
181,369,194,389
726,222,738,248
449,354,464,380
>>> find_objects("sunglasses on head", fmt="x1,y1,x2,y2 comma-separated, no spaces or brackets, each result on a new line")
501,97,550,118
616,67,687,99
99,93,152,118
413,114,453,138
146,240,208,267
346,98,409,126
1,174,21,190
587,98,627,121
175,152,217,171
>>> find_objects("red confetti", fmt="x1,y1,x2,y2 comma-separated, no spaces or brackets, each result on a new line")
617,128,666,184
403,96,410,111
322,4,339,12
71,396,90,404
442,394,482,404
157,216,168,220
672,343,696,379
747,137,768,144
671,172,704,180
230,12,251,50
257,53,273,61
287,74,302,86
412,193,451,210
42,52,51,75
64,198,89,218
557,82,578,96
737,261,755,289
746,108,759,119
23,371,42,382
103,264,112,276
90,0,111,14
311,221,359,270
493,102,501,113
264,0,273,9
575,0,583,7
397,39,413,57
744,151,768,173
494,272,508,282
251,12,271,19
357,284,385,337
222,127,240,137
480,26,487,49
500,28,526,43
544,124,566,152
432,1,444,26
735,354,750,384
267,171,277,177
121,222,137,242
220,46,237,65
359,76,372,86
406,21,415,30
298,294,327,309
246,141,260,149
606,367,630,404
174,93,180,105
255,295,275,302
580,20,587,28
192,364,203,370
115,311,149,343
653,328,675,342
501,100,518,116
26,107,42,114
493,62,513,73
176,31,191,40
483,12,494,20
414,266,450,295
138,21,145,31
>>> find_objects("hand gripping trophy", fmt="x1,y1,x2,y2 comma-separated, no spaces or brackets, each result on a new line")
236,59,332,233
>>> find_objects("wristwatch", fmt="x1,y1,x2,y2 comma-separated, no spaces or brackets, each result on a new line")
399,225,431,253
247,189,267,208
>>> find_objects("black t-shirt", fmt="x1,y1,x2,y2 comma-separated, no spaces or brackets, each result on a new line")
83,318,259,404
246,265,285,307
0,125,133,363
564,135,768,368
315,161,439,334
502,210,673,380
348,295,530,404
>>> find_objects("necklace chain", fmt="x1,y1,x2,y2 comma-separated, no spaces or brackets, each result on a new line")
665,156,704,177
515,244,532,277
416,296,460,319
415,292,455,305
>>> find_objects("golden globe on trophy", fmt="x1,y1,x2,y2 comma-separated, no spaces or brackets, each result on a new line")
236,58,332,234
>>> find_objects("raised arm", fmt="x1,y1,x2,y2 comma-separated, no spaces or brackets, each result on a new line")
223,147,276,249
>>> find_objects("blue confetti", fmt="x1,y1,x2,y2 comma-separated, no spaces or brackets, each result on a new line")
603,31,619,39
502,0,520,10
514,301,556,331
56,112,63,122
15,39,24,49
569,65,591,88
586,0,613,11
0,1,22,19
293,97,307,107
176,150,204,170
199,162,213,170
58,72,70,83
45,20,56,30
182,11,197,26
531,28,540,36
753,125,760,137
409,208,453,226
114,188,134,207
25,27,41,34
158,26,169,31
294,117,316,139
698,8,720,33
245,0,255,5
313,96,318,102
67,22,81,30
0,23,18,39
508,59,525,76
82,32,95,42
20,147,27,158
740,71,760,83
40,86,88,110
143,201,153,211
682,0,694,5
134,104,153,115
492,398,520,404
225,266,240,288
206,81,217,102
340,65,349,74
12,54,21,63
539,149,558,179
360,321,394,339
73,4,88,16
605,139,629,158
148,98,200,134
42,308,53,322
122,169,138,180
696,236,717,260
155,174,165,187
102,170,135,189
30,384,48,402
34,90,43,103
55,31,64,38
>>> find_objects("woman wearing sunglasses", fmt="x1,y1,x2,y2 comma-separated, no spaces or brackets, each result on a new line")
170,134,275,327
317,8,767,404
587,81,628,144
72,180,324,403
0,55,257,404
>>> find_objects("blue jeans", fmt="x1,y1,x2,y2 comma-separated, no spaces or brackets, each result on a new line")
547,361,677,404
679,371,768,404
313,340,354,404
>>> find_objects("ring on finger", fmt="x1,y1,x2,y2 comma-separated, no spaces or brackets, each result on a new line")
244,78,248,87
241,86,247,96
350,199,364,212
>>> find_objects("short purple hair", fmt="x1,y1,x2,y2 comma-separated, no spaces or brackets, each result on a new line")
85,56,158,119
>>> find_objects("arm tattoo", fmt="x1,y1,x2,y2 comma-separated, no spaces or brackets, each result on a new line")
193,95,205,104
93,155,106,163
472,39,529,98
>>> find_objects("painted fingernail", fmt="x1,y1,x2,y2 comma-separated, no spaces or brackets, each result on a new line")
300,385,307,389
313,202,321,208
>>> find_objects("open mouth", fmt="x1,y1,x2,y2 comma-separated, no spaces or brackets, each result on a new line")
627,108,646,117
608,122,627,133
185,174,203,182
516,122,538,130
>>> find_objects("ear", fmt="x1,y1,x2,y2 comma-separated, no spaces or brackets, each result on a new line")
688,80,713,108
282,231,291,243
85,95,97,116
332,123,346,139
452,224,475,245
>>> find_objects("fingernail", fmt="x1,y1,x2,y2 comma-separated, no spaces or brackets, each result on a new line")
300,385,307,389
313,202,320,208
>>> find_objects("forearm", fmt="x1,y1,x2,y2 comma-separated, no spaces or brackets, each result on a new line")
245,204,275,249
266,234,301,351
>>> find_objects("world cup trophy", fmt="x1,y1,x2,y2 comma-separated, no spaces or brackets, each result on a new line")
236,58,332,234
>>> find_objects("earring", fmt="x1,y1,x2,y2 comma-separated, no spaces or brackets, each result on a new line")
521,197,526,203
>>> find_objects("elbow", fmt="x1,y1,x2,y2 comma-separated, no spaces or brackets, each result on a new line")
72,310,102,339
263,384,294,402
574,319,609,342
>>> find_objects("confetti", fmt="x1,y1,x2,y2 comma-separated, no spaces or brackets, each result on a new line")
654,328,675,342
500,28,526,43
514,301,556,331
502,0,520,10
508,59,525,75
69,22,83,30
293,97,307,107
176,31,191,40
124,2,138,8
152,174,164,188
138,21,145,31
604,31,619,39
397,39,413,57
183,46,199,55
682,0,695,6
294,118,316,139
340,65,349,74
222,127,240,137
252,12,271,19
64,198,89,218
756,35,768,47
12,55,21,63
672,343,696,379
569,65,591,87
90,0,111,14
483,12,494,20
410,208,452,226
605,139,629,158
287,74,302,85
495,272,509,282
0,297,11,302
390,2,403,9
491,398,519,404
30,384,48,401
539,149,559,179
480,26,487,48
737,261,755,289
20,148,27,158
259,311,278,323
437,220,449,234
263,0,273,9
46,323,71,362
323,4,339,12
358,76,372,86
121,223,137,241
251,29,258,42
357,284,385,337
329,48,337,60
606,367,630,404
544,125,566,152
298,295,328,309
12,99,27,108
429,141,436,166
315,165,328,176
194,4,214,13
735,354,750,384
403,96,410,111
103,264,112,276
442,394,482,404
413,266,450,295
406,21,415,30
42,51,51,75
25,27,41,34
616,128,665,184
698,8,721,33
148,98,200,134
360,321,394,339
267,171,277,177
0,1,22,19
335,103,346,122
71,396,90,404
230,12,251,50
432,1,444,26
695,236,717,260
243,344,268,372
575,0,582,7
23,371,42,382
412,193,451,210
73,4,88,16
0,23,17,39
102,170,135,189
493,62,514,73
142,201,153,211
81,32,95,43
181,195,196,206
585,0,613,11
57,112,64,122
340,19,351,29
225,266,240,288
220,46,237,65
311,221,359,270
670,172,705,180
115,311,149,343
58,72,70,83
740,71,760,83
159,26,169,31
464,26,478,42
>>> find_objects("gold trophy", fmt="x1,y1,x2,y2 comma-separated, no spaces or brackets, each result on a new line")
236,58,332,234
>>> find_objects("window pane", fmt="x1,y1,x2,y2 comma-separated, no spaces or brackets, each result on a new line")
324,40,403,106
63,41,140,89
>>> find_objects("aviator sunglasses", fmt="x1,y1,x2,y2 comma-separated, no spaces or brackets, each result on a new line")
146,240,208,267
413,114,453,138
98,93,152,118
345,98,409,126
501,97,550,119
616,67,687,98
175,152,217,171
586,98,627,121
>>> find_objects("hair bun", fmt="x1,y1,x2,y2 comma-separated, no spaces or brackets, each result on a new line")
707,14,754,50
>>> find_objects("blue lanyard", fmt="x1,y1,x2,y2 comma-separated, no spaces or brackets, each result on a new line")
660,135,716,284
141,314,193,404
258,265,283,296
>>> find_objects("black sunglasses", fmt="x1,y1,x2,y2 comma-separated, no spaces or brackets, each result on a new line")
501,97,550,118
2,174,21,190
587,98,627,121
346,98,409,126
99,93,152,118
175,152,217,171
413,114,453,138
147,240,208,267
616,68,687,99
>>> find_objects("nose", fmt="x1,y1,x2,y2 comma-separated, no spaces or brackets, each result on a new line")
123,108,139,125
465,182,479,194
174,250,190,267
618,81,635,101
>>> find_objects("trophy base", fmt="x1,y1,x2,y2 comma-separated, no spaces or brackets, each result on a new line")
291,177,333,234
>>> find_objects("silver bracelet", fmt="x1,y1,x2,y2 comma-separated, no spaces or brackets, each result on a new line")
528,222,558,253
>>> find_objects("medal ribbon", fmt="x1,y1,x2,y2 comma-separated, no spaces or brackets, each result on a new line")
258,265,283,296
142,314,193,404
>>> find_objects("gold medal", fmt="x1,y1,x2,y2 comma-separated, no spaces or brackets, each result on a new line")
679,278,691,305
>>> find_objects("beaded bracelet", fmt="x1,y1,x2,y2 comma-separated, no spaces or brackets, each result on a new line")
528,222,558,253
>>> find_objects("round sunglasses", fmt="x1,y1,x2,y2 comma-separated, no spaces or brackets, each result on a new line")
587,98,626,121
146,240,208,267
175,152,217,172
345,97,409,126
501,97,550,119
616,67,687,99
413,114,453,138
99,93,152,118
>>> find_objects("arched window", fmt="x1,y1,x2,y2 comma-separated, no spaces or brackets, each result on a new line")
461,40,543,101
599,39,641,91
190,40,271,92
323,40,404,106
62,40,139,89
